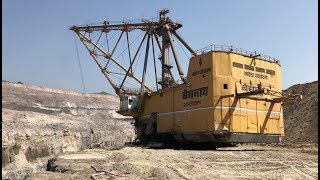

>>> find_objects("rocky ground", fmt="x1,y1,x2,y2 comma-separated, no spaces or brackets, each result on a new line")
2,80,318,179
2,81,135,179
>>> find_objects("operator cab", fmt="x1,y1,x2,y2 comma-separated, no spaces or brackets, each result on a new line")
119,95,139,111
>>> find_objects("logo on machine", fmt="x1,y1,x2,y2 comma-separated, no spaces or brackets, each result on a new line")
182,86,208,99
184,100,201,107
241,83,260,92
192,68,211,76
244,71,268,80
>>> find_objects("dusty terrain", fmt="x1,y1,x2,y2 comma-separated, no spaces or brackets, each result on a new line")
25,145,318,180
2,80,318,179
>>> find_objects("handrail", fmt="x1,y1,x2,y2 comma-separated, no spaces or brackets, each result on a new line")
195,45,280,64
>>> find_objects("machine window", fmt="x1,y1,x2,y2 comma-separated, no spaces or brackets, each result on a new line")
266,69,275,75
244,65,254,71
223,84,228,89
255,67,265,73
233,62,243,68
129,99,134,104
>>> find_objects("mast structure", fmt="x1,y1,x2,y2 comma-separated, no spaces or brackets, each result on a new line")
71,9,196,98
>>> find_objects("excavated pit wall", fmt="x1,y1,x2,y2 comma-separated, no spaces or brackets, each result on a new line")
282,80,318,144
2,81,136,179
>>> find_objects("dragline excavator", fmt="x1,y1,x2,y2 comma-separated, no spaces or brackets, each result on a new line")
71,9,302,145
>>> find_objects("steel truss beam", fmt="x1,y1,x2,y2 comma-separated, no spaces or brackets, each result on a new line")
74,31,152,96
71,9,195,97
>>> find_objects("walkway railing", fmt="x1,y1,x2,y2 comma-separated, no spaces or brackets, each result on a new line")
195,45,280,63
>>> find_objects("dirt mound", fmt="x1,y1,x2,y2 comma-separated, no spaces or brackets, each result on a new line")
282,81,318,144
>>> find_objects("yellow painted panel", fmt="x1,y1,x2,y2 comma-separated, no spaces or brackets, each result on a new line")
140,50,284,138
269,118,274,134
272,119,280,134
247,111,257,133
190,109,210,132
221,97,231,130
256,100,267,133
214,53,231,76
240,113,248,133
279,115,284,134
270,103,281,120
158,114,173,133
231,114,241,132
247,97,258,133
173,113,183,133
207,109,215,132
258,111,267,133
230,97,241,132
213,99,222,124
173,111,189,133
241,99,248,133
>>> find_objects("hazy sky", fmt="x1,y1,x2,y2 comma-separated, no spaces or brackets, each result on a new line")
3,0,318,94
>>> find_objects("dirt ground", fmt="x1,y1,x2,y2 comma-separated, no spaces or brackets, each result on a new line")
25,144,318,180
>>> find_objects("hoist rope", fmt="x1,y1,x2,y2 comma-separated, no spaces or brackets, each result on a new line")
175,35,190,60
110,73,140,89
115,31,143,60
73,33,87,93
133,41,145,73
176,30,190,59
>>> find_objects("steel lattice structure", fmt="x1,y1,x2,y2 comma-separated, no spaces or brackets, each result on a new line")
71,9,196,98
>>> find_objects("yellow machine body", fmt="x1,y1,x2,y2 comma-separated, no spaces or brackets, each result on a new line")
119,50,284,143
72,10,289,144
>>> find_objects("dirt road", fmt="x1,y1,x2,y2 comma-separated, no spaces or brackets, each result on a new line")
26,144,318,180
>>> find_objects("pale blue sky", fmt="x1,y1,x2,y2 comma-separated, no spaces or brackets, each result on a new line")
3,0,318,94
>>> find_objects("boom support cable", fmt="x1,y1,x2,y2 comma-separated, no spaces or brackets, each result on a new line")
73,33,86,93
